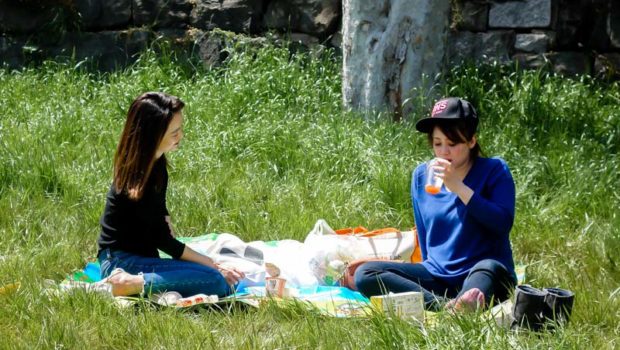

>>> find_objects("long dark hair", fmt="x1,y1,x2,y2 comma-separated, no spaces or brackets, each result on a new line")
114,92,185,200
427,119,482,159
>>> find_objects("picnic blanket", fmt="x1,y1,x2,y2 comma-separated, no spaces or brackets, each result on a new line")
64,219,389,317
64,260,371,317
69,218,422,289
59,219,524,319
69,234,318,289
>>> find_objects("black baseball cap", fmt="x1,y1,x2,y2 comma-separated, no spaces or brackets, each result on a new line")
415,97,478,133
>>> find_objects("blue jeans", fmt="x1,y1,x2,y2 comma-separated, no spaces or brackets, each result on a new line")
98,248,232,297
354,259,516,311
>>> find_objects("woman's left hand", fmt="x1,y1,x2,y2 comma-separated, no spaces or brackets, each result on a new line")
433,158,474,205
433,158,462,191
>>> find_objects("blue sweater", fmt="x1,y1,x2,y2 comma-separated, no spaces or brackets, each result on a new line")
411,157,516,286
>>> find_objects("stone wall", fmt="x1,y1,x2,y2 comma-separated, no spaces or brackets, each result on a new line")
1,0,618,78
449,0,620,78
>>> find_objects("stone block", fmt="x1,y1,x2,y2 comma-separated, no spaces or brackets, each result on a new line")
264,0,340,37
478,31,515,63
546,51,591,76
73,0,101,29
329,31,342,51
0,2,58,34
0,36,26,69
513,51,592,77
75,0,131,30
447,31,476,65
287,32,322,53
192,30,232,68
191,0,263,34
513,53,549,71
46,30,152,71
489,0,553,29
151,29,195,58
133,0,192,29
585,6,610,50
515,33,551,53
556,0,586,23
453,0,488,32
554,21,579,49
447,30,514,65
594,53,620,79
609,1,620,48
554,0,609,50
122,30,153,57
190,29,269,68
289,33,320,46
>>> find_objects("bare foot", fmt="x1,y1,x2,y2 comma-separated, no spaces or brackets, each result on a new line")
103,269,145,296
445,288,485,312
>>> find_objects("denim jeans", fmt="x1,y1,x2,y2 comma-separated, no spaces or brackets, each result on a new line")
354,259,516,311
98,248,232,297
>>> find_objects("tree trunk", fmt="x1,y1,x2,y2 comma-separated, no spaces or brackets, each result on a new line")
342,0,451,121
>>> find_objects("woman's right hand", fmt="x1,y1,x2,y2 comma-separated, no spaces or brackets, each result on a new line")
180,246,246,285
216,264,245,286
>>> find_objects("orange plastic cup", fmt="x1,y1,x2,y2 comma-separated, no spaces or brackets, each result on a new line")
425,159,443,195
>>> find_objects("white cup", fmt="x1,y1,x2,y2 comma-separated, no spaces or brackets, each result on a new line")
265,277,287,297
424,159,443,195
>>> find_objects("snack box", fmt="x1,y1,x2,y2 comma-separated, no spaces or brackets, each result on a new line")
370,291,424,321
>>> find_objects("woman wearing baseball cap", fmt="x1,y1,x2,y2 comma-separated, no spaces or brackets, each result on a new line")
355,97,517,311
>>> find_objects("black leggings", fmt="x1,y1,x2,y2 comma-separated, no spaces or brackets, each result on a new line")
354,259,516,311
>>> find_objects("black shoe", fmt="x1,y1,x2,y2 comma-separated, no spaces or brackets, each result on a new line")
542,287,575,329
512,284,547,331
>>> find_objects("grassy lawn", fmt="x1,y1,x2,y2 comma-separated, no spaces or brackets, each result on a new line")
1,46,619,349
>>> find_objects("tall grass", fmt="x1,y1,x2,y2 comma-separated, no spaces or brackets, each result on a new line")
0,46,618,348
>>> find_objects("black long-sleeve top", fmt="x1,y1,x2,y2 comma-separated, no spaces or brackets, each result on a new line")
97,159,186,259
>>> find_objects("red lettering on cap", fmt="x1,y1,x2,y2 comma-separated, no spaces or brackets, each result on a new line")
431,100,448,117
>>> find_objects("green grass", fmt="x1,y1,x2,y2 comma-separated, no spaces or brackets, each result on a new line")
1,46,619,349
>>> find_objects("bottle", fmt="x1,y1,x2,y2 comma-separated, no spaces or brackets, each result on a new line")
424,159,443,195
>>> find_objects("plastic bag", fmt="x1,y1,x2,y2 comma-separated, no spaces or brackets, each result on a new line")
304,220,361,285
304,219,420,286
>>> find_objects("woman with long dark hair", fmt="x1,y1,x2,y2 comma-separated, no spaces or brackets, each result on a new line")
97,92,244,297
355,97,517,311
